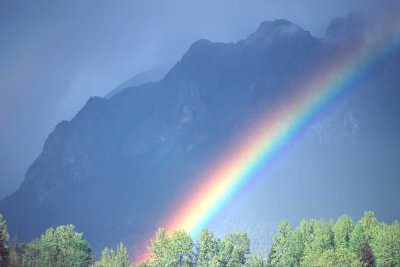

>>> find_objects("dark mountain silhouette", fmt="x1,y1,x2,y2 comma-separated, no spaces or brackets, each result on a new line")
104,65,171,99
1,15,399,258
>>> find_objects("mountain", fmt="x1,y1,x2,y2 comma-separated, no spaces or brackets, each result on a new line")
104,65,170,99
1,16,399,258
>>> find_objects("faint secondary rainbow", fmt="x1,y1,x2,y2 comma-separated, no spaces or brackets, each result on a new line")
135,17,400,263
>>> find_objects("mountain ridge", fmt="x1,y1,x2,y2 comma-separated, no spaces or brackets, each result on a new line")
1,16,399,258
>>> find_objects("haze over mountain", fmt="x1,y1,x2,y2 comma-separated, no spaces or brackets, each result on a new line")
0,0,394,200
104,66,170,99
1,12,400,261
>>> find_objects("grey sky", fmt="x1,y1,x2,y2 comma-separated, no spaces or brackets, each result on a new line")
0,0,391,199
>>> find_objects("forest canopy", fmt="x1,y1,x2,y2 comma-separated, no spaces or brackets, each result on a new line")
0,211,399,266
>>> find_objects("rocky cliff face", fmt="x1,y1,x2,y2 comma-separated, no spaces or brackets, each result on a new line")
1,16,399,257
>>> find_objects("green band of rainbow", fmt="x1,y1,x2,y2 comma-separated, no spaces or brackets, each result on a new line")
164,27,400,239
135,17,400,264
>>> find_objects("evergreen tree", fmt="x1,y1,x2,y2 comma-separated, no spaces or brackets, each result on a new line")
64,237,94,267
39,239,60,266
349,211,378,266
287,219,311,265
371,221,400,266
211,238,234,266
169,230,194,266
358,240,375,267
9,236,25,267
210,232,250,266
149,228,193,266
267,219,293,266
266,243,277,267
225,232,250,266
349,222,366,254
245,250,265,267
23,239,41,267
149,228,170,266
303,219,316,257
302,248,362,267
99,247,115,267
22,224,94,267
0,214,9,267
333,214,354,249
115,242,130,267
360,211,378,240
196,229,219,266
309,218,334,255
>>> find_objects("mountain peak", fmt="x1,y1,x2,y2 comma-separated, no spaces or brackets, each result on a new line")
257,19,298,34
243,19,309,47
2,16,399,261
324,13,365,46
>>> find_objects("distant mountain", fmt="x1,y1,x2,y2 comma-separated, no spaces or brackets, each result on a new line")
104,65,171,99
1,15,399,259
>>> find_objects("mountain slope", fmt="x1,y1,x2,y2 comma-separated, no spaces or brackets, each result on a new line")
1,16,399,258
104,65,170,99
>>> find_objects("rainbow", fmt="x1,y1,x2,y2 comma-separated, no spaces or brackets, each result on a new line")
137,17,400,263
164,32,400,237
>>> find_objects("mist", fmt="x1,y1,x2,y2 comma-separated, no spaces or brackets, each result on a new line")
0,0,394,199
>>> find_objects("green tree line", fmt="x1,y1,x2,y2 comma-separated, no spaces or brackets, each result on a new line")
1,211,399,266
266,211,400,267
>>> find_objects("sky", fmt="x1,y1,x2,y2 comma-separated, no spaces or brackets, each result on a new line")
0,0,394,199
